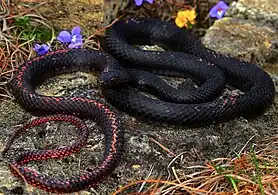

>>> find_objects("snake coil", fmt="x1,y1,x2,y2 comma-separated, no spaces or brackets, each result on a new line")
3,18,275,193
4,50,124,193
103,18,275,125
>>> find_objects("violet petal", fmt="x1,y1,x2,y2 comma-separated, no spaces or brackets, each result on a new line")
135,0,143,6
145,0,154,4
57,30,72,43
71,26,82,36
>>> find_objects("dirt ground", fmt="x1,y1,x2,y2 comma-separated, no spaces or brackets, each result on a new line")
0,0,277,195
0,71,277,194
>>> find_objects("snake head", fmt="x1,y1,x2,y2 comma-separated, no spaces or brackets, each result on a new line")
99,67,130,88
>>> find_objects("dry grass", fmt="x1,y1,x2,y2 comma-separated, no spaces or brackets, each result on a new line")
113,137,278,195
1,1,277,195
0,0,104,101
0,1,53,99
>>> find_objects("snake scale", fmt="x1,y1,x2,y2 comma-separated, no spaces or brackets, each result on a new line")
3,18,275,193
103,18,275,125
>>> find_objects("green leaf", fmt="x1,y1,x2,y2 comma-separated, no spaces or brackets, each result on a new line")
15,16,30,28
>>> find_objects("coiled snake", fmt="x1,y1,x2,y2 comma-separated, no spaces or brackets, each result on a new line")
103,18,275,125
3,18,275,193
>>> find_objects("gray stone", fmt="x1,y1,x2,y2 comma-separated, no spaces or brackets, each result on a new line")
226,0,278,30
202,17,278,73
1,0,278,194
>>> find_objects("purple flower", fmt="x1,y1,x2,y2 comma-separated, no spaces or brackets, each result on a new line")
134,0,154,6
209,1,229,19
56,31,71,43
57,26,83,49
33,43,50,55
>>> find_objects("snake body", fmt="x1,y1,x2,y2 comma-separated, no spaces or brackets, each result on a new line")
4,49,124,193
103,18,276,125
3,18,275,193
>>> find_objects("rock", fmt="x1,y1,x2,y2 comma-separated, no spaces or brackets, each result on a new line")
36,72,98,97
203,0,278,85
226,0,278,30
202,17,278,74
1,0,277,194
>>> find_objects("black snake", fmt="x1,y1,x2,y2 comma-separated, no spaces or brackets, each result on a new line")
3,18,275,193
103,18,275,125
